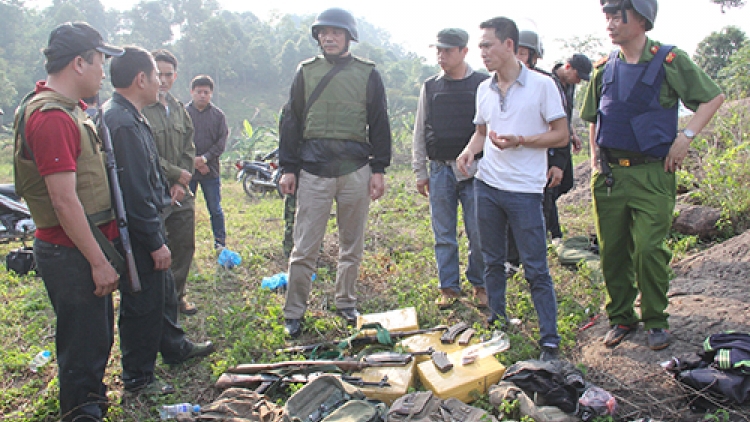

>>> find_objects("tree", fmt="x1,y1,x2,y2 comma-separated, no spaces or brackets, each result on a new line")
556,34,608,65
718,44,750,99
711,0,746,13
694,26,746,81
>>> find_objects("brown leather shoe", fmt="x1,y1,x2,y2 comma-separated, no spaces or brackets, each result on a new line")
473,287,488,309
180,301,198,315
436,288,462,309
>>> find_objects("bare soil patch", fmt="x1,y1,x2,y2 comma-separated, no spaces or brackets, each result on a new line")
572,230,750,421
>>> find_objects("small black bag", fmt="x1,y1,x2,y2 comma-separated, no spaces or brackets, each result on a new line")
6,246,36,276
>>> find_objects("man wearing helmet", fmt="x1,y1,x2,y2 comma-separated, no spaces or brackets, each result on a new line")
278,8,392,338
581,0,724,350
517,29,544,70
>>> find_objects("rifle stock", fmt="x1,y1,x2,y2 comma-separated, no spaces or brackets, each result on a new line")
97,109,141,292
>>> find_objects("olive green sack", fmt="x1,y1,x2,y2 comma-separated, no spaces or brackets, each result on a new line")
283,375,386,422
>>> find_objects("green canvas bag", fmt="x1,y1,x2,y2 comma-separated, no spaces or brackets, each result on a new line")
283,374,386,422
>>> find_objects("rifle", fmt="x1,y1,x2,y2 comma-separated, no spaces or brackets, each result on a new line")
227,354,414,375
275,325,449,355
97,109,141,292
215,372,390,393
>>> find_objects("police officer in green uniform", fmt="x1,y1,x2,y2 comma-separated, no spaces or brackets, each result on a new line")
278,7,392,338
580,0,724,350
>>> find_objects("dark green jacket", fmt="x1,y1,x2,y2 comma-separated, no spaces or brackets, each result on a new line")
142,93,195,187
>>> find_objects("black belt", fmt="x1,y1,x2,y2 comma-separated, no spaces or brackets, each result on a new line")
607,155,663,167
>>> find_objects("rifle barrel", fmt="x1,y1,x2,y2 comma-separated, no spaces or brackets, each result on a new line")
98,111,141,292
215,372,391,391
226,358,407,375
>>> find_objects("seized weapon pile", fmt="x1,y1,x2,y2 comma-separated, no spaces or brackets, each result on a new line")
216,323,465,394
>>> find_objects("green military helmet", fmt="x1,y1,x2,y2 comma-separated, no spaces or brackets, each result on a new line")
601,0,657,31
311,8,359,42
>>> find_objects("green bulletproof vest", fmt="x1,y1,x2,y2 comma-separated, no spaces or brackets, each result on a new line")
301,56,374,143
13,90,113,229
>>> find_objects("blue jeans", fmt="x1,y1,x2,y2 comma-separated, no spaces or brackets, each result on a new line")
190,177,226,245
475,180,560,347
35,239,114,421
429,161,484,292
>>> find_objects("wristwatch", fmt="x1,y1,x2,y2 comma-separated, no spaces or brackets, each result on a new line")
681,129,696,140
201,155,208,164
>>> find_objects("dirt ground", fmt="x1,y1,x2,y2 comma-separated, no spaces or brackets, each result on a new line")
563,166,750,421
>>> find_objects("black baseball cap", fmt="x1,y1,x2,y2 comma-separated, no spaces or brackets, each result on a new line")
568,53,592,81
430,28,469,49
44,22,124,66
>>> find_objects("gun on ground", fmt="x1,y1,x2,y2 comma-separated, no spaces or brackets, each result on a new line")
97,109,141,292
227,351,421,375
275,325,449,355
215,372,390,393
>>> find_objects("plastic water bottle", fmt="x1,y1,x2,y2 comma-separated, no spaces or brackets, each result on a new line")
159,403,201,420
29,350,51,373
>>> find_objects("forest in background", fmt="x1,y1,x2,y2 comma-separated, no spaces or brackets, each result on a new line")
0,0,749,162
0,0,441,159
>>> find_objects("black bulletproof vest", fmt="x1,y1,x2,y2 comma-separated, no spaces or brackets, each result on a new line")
424,72,488,160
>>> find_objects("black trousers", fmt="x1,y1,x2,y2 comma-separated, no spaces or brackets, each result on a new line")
159,269,193,363
35,239,113,421
118,242,165,390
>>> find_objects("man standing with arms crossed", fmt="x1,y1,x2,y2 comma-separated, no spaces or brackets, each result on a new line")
581,0,723,350
412,28,488,309
187,75,229,250
278,8,392,338
13,22,123,421
457,16,568,361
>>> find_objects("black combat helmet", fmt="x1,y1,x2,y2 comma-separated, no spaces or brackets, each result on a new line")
519,30,544,59
311,8,358,42
601,0,658,31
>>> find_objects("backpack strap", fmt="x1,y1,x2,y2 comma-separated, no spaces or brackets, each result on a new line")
302,59,348,122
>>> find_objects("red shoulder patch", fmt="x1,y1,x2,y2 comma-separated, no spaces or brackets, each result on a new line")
594,55,609,68
665,51,676,64
650,45,660,55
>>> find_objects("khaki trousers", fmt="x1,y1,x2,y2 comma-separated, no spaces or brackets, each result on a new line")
284,165,371,319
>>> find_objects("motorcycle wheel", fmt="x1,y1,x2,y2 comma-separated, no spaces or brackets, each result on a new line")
242,171,264,198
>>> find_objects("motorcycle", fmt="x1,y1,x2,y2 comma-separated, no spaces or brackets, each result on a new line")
234,148,282,199
0,184,36,243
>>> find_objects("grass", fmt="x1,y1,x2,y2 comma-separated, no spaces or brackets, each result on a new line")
3,98,750,419
0,165,604,421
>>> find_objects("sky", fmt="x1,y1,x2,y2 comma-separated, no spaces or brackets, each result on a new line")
28,0,750,70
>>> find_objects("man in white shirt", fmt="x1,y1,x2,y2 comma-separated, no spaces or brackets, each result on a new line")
457,16,568,361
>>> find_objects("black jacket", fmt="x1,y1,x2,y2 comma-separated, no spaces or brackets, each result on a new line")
103,92,170,254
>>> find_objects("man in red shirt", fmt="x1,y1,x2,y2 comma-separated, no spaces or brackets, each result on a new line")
13,22,123,422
